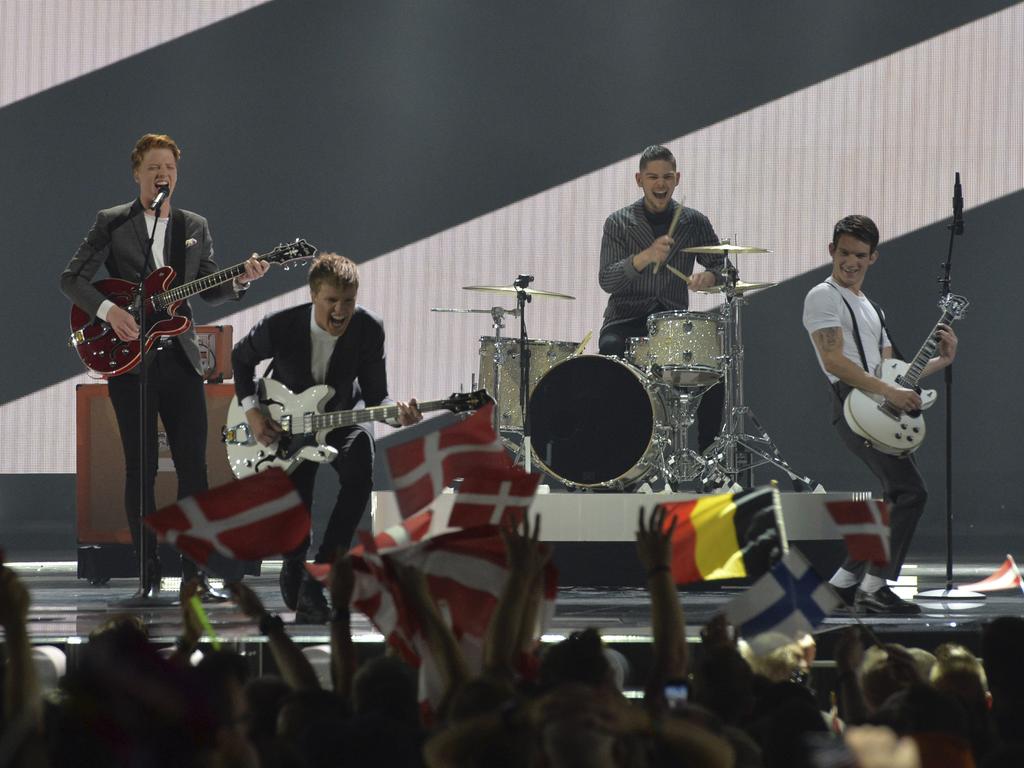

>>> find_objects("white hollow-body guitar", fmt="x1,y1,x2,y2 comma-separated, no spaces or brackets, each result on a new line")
843,294,968,457
223,378,491,479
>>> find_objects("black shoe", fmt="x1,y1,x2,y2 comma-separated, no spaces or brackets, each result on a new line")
831,584,858,610
294,578,330,624
195,573,231,603
280,559,305,610
854,585,921,615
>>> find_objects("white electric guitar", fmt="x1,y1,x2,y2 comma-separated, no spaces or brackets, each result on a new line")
223,378,492,479
843,293,968,457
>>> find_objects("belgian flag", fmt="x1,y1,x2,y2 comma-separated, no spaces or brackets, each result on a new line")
659,486,786,585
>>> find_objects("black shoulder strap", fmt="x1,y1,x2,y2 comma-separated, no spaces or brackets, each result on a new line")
868,298,903,361
825,282,871,372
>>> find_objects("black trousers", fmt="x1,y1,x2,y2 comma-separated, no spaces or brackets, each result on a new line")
107,342,208,579
287,425,375,564
599,316,724,453
832,397,927,581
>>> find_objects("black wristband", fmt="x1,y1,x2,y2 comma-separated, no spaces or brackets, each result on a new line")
647,564,671,577
258,613,284,635
329,608,350,625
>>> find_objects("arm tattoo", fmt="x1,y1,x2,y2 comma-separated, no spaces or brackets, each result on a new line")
812,327,842,352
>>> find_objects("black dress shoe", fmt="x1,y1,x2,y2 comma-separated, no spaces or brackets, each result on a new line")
279,559,305,610
854,585,921,615
195,573,231,603
294,578,330,624
832,584,858,607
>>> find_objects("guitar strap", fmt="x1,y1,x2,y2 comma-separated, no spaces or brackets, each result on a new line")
824,281,903,403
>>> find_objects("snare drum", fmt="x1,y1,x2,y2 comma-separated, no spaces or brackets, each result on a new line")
528,355,667,488
645,310,724,387
478,337,578,431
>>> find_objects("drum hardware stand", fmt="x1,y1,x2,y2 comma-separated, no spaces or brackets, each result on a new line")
701,257,821,492
662,385,729,487
512,274,535,473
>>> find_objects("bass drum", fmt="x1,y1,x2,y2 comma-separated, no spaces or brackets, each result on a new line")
528,355,667,488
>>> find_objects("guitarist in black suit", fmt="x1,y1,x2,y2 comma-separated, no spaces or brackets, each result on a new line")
802,215,957,615
232,252,421,623
60,133,268,598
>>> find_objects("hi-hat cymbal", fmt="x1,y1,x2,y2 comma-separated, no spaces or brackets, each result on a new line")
697,280,778,295
682,244,772,254
462,285,576,300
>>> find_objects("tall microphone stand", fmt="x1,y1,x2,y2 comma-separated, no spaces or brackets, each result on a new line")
117,197,176,607
917,172,983,601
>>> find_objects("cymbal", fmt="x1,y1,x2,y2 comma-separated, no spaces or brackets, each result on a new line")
462,285,576,300
682,244,772,254
697,280,778,295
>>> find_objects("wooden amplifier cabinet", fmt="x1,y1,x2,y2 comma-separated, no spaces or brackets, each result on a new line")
194,324,233,382
75,382,238,550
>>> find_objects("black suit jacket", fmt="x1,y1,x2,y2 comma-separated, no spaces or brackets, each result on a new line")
60,198,243,376
232,303,391,413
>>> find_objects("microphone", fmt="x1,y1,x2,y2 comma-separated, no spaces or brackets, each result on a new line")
150,183,170,211
952,172,964,234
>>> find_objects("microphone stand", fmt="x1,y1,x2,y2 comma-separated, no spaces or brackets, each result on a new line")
117,199,176,607
514,275,533,473
917,172,982,602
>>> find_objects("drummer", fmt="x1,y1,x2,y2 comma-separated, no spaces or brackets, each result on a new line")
597,144,725,453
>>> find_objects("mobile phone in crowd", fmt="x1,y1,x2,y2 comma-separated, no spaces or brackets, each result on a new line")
664,679,689,709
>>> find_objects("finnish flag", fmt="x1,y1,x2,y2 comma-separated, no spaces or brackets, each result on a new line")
724,549,842,655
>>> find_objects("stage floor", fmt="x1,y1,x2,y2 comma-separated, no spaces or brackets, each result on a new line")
10,559,1020,657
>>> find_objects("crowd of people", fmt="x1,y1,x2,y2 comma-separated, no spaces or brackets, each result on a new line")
3,511,1024,768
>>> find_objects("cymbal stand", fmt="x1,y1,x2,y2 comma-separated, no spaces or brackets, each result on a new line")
702,258,821,491
513,275,534,472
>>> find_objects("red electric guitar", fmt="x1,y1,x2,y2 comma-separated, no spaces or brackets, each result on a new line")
68,238,317,377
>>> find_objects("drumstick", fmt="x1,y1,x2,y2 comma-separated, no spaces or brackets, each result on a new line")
665,263,691,284
653,201,686,274
573,330,592,357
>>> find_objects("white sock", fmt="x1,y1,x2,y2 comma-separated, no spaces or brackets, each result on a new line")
860,574,885,593
829,568,860,589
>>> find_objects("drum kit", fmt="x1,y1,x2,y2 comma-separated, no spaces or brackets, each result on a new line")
432,245,818,492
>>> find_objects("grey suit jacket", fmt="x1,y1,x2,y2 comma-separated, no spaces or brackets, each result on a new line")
598,199,724,325
60,198,243,376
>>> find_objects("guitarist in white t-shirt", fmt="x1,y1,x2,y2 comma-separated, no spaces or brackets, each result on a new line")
802,215,957,615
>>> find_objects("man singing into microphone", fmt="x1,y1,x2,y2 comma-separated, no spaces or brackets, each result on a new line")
60,133,268,598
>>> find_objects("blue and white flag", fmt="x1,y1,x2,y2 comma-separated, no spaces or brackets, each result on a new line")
723,549,841,655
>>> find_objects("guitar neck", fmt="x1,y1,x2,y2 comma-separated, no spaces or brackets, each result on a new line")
155,261,251,306
310,398,450,431
899,310,956,388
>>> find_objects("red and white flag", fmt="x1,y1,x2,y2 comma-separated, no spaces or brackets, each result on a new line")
386,403,512,518
448,466,541,529
146,469,309,568
961,555,1024,594
825,500,890,565
349,524,557,719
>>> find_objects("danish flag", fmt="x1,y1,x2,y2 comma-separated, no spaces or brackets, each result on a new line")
825,499,891,565
348,524,557,720
448,467,541,529
386,403,512,518
146,469,309,567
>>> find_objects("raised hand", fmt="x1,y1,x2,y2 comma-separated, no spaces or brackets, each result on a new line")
635,504,676,573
